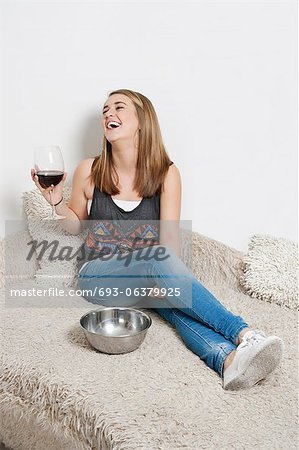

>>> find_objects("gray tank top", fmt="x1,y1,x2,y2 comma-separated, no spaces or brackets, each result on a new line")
89,188,160,221
78,162,173,269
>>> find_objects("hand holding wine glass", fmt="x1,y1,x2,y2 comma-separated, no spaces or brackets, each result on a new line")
32,146,67,219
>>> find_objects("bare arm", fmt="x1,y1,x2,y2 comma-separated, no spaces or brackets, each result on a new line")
159,163,182,258
149,164,182,299
55,158,94,234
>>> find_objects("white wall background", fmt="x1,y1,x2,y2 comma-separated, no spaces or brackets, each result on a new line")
0,0,297,251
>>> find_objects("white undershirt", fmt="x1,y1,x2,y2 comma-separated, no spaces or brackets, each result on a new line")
111,197,141,211
87,197,141,214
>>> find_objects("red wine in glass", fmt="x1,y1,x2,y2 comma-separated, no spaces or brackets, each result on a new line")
34,146,65,219
36,170,64,189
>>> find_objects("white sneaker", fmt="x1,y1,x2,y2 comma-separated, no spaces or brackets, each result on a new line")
223,329,284,390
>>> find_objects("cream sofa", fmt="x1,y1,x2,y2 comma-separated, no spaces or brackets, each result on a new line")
0,223,297,449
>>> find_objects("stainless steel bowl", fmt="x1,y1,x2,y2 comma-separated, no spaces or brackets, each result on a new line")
80,307,152,354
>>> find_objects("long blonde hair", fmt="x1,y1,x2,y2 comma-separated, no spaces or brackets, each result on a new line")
90,89,173,197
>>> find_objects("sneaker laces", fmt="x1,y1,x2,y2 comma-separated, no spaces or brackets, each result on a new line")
238,329,266,350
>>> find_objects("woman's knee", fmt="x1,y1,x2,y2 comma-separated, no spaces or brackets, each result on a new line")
149,245,192,281
149,244,178,267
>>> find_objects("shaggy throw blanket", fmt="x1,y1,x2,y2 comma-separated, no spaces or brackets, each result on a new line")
0,231,298,450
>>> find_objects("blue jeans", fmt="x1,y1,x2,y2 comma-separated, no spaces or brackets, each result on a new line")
77,245,249,377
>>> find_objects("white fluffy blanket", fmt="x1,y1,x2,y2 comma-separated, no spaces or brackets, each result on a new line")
0,231,298,450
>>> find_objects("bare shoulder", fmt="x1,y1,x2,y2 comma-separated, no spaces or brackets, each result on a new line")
160,163,181,221
163,163,181,187
72,157,95,199
74,157,95,178
68,158,96,219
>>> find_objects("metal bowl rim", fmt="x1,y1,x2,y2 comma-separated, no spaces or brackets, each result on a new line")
79,306,152,338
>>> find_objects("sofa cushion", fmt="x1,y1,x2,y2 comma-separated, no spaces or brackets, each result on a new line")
239,234,298,310
22,187,86,287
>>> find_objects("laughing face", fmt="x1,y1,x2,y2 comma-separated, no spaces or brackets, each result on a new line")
102,94,140,144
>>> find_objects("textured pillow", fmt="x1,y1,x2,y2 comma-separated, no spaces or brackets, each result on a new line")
1,230,39,288
22,187,87,287
239,234,298,310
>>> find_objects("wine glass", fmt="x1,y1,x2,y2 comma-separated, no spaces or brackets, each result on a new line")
34,145,65,219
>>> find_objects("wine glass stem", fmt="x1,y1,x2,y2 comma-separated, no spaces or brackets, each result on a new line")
49,190,55,218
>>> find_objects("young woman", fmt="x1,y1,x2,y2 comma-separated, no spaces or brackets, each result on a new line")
31,88,283,390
